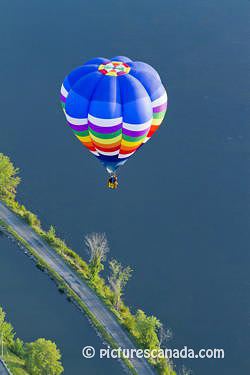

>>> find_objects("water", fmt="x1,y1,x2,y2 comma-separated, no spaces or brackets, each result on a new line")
0,235,122,374
0,0,249,374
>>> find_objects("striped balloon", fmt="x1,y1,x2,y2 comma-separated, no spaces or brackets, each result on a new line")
60,56,167,174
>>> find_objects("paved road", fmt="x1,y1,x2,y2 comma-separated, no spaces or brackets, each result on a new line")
0,359,9,375
0,202,156,375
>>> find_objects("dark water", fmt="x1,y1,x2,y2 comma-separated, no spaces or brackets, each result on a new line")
0,0,249,374
0,235,122,374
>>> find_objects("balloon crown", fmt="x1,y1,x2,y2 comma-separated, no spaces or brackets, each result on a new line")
98,61,131,76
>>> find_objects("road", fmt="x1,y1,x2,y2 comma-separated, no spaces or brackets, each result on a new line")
0,359,9,375
0,202,156,375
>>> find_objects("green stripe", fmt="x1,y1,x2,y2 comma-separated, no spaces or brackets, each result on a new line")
122,133,146,143
153,110,166,119
73,129,89,137
89,128,122,139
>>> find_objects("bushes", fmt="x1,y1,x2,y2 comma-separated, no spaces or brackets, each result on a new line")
2,198,175,374
41,227,90,279
23,211,41,228
0,307,15,349
4,205,174,374
25,338,63,375
11,338,25,358
0,306,64,375
134,310,161,350
0,153,20,200
4,197,41,230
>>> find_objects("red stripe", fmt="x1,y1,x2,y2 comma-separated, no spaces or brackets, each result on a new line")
79,141,96,152
147,125,159,138
94,144,120,152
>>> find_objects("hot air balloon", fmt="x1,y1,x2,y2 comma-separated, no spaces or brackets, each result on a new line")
60,56,167,189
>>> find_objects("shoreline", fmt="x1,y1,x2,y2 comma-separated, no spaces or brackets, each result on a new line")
0,202,156,375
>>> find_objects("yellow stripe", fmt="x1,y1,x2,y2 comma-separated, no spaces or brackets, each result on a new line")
90,133,122,144
76,135,92,143
121,138,144,148
152,118,162,126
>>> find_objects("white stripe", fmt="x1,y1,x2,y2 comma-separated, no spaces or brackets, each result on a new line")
88,114,122,127
96,149,119,156
123,120,152,132
118,151,136,159
65,113,88,125
90,150,100,156
61,84,68,97
152,91,168,107
143,137,150,143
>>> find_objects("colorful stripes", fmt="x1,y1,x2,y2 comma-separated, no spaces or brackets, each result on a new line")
61,57,168,172
65,114,98,155
63,103,167,162
88,115,122,156
143,92,168,143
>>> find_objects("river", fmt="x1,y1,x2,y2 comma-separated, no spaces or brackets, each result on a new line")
0,0,249,374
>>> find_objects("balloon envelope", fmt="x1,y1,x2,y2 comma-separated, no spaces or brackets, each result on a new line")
60,56,167,173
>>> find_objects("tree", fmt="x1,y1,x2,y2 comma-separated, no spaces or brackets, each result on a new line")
46,225,56,243
23,211,41,228
0,153,20,199
25,338,63,375
11,337,25,358
134,309,161,350
85,233,109,282
158,323,173,348
108,259,133,310
0,307,15,349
